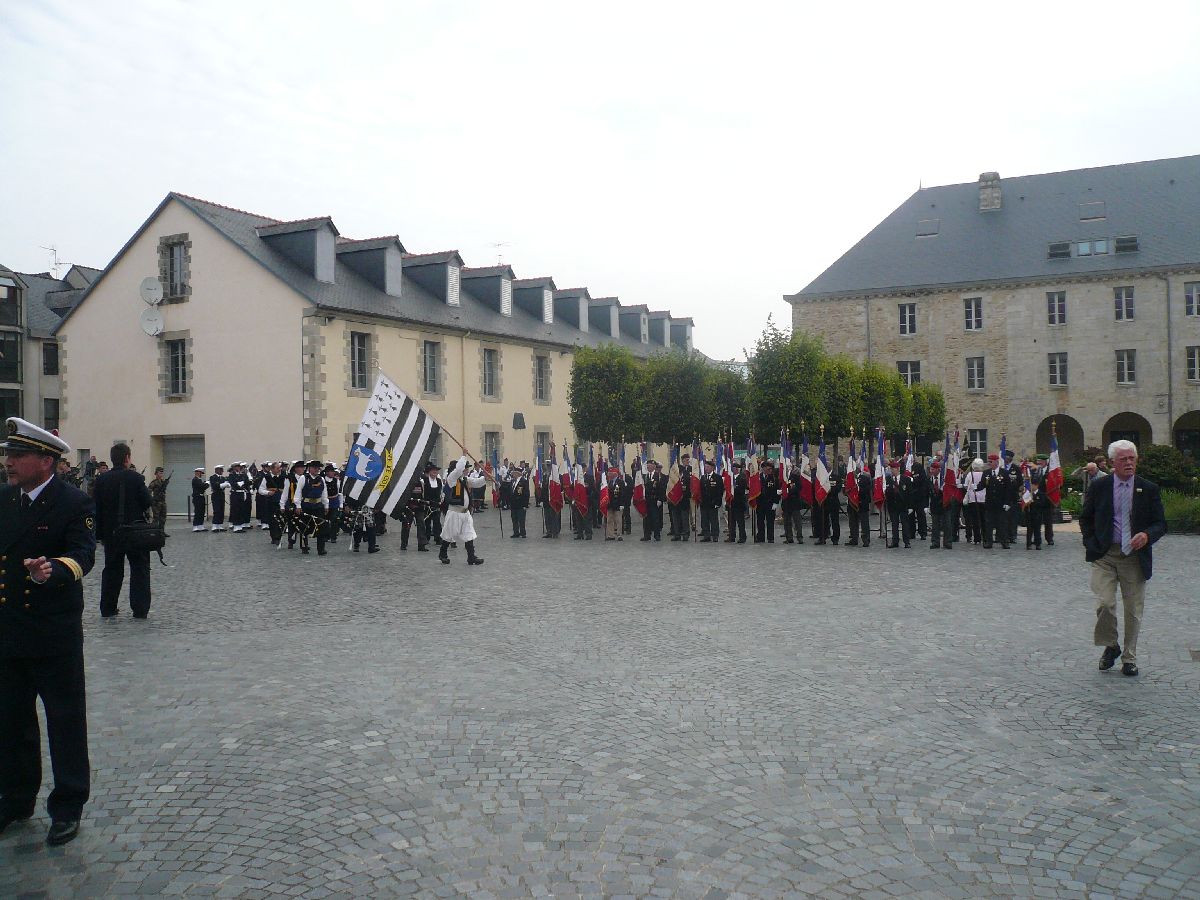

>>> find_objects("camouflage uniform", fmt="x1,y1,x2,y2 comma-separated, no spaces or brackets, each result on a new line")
148,474,170,527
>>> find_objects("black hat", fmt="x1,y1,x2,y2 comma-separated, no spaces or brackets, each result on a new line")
323,463,336,472
305,459,322,468
732,460,743,469
424,461,439,473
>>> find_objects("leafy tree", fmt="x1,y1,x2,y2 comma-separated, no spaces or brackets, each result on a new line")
909,381,947,439
708,366,750,440
749,319,826,439
567,345,640,441
818,354,863,440
858,361,895,436
637,350,715,444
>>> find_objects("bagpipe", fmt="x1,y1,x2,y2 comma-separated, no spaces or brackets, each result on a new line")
273,509,324,537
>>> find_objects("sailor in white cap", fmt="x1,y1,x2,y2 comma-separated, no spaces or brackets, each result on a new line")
208,465,229,532
191,466,209,532
227,462,253,533
0,417,97,846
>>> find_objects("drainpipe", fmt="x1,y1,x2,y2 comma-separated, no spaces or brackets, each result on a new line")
1161,275,1173,445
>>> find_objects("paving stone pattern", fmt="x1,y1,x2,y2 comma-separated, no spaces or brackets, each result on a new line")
3,515,1199,898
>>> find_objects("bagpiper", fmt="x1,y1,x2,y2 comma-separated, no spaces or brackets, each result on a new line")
257,461,286,545
296,459,329,556
322,463,342,544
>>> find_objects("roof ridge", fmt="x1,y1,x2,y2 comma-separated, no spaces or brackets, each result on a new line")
171,192,281,223
922,152,1200,191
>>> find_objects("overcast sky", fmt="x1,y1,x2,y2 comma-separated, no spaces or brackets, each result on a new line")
3,1,1198,360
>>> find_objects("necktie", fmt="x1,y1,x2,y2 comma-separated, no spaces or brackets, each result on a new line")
20,493,31,512
1119,481,1132,555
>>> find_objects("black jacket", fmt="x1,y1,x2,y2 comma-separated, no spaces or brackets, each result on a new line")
758,472,779,508
511,476,530,509
1080,474,1167,580
0,477,97,658
93,467,153,545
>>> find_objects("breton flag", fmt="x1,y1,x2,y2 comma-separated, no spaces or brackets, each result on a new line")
1045,432,1063,505
872,428,886,508
343,373,442,517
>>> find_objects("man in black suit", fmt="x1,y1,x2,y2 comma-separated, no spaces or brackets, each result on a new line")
698,458,723,542
726,461,748,543
509,465,530,539
93,443,153,619
0,417,97,847
1079,440,1167,677
755,461,779,543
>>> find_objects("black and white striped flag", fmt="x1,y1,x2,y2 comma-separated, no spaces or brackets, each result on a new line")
342,374,441,516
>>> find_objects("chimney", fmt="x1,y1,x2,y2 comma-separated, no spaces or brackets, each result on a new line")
978,172,1002,211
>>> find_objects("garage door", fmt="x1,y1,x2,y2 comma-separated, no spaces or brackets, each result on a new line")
161,436,205,516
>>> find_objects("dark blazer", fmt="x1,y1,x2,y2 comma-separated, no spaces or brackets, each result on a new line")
93,467,153,545
0,477,97,658
1080,474,1167,580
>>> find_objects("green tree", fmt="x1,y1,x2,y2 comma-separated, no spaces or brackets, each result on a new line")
749,319,826,439
637,350,715,444
909,381,947,439
818,354,863,440
858,361,894,435
707,366,750,440
567,345,640,441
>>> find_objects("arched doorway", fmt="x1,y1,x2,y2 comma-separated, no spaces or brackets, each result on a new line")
1102,412,1152,449
1174,410,1200,462
1035,415,1085,462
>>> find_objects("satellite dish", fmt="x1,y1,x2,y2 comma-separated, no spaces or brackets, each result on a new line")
139,307,164,336
139,277,163,305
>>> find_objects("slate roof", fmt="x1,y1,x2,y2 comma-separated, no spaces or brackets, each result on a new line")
462,265,516,279
14,268,96,338
789,154,1200,301
58,193,676,357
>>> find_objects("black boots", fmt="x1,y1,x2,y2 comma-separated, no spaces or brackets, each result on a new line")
466,540,484,565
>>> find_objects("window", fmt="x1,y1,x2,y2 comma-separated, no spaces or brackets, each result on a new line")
42,342,59,376
1187,346,1200,382
534,354,550,402
482,347,499,398
1077,239,1109,256
446,265,460,306
535,431,551,463
167,339,188,395
898,303,916,336
43,398,60,431
1116,349,1136,385
1186,282,1199,316
1079,201,1106,220
1114,235,1139,254
1114,286,1134,321
1048,352,1068,387
1048,241,1071,259
500,280,512,316
964,296,982,331
966,356,985,390
483,431,500,462
350,331,370,390
1047,291,1066,325
967,429,988,461
0,388,19,420
423,340,441,394
897,361,921,385
542,289,554,324
0,283,18,326
0,332,21,383
168,242,187,296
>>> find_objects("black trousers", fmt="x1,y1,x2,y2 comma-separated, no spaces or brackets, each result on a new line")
100,542,151,617
211,495,225,526
0,653,90,821
546,506,561,537
887,506,913,546
984,507,1009,547
669,503,690,539
699,506,719,539
728,505,747,541
353,521,377,551
930,508,953,548
823,505,841,543
642,504,662,539
1026,508,1044,547
1008,504,1021,543
755,505,775,542
782,507,804,543
511,507,527,536
192,495,206,527
847,505,870,545
908,507,927,540
230,493,252,527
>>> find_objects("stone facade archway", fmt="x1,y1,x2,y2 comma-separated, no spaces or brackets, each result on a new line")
1102,412,1153,450
1035,415,1085,463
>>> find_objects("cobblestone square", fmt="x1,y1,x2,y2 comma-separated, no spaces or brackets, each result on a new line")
3,514,1199,898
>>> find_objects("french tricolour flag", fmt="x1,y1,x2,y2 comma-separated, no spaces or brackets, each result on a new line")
1045,433,1063,505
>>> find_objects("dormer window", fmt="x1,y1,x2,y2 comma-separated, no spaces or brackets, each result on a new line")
542,289,553,324
447,265,460,306
500,279,512,316
640,314,649,343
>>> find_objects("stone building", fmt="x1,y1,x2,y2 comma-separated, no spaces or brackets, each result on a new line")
55,193,700,515
0,262,99,432
785,156,1200,463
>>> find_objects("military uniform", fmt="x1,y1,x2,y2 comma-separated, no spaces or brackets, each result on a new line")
755,466,779,543
640,466,664,541
148,472,169,528
885,464,915,548
727,465,748,543
208,468,229,532
927,465,953,550
698,466,723,541
227,464,253,532
191,469,208,531
781,468,805,544
669,458,693,540
847,468,872,547
510,471,530,538
980,459,1012,549
0,418,97,845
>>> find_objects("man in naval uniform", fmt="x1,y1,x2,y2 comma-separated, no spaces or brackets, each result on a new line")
227,462,253,533
191,467,208,532
208,465,229,532
0,418,96,846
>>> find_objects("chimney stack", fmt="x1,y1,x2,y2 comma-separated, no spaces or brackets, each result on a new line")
979,172,1002,211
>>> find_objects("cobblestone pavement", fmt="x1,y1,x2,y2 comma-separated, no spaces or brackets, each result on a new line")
3,512,1199,899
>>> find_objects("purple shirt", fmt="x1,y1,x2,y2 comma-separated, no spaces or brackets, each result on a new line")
1112,474,1134,554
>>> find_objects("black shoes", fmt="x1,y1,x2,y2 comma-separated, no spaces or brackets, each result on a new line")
0,809,34,835
1099,644,1122,671
46,820,79,846
368,547,380,553
468,557,485,565
1121,662,1139,677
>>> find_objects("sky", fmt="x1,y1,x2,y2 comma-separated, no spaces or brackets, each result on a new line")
3,0,1199,361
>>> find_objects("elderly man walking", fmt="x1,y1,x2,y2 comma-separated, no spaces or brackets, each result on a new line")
1078,440,1167,677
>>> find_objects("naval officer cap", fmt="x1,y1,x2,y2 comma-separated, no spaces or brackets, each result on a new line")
1,417,70,457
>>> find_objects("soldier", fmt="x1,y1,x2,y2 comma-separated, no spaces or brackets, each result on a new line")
439,456,486,565
1031,454,1056,546
909,459,929,541
726,460,748,543
755,460,779,543
208,465,229,532
1003,449,1021,544
821,462,842,545
885,459,914,548
639,460,663,542
927,460,953,550
668,452,692,541
253,461,272,530
846,463,872,547
781,463,804,545
980,454,1011,549
148,466,170,528
227,462,253,533
510,464,530,538
693,458,719,542
190,466,208,532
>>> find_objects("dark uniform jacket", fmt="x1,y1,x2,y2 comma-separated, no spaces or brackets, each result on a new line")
0,477,97,658
606,477,627,510
191,476,208,497
854,470,874,509
824,469,843,510
981,468,1012,510
642,472,665,505
758,472,779,509
511,475,530,509
699,471,723,508
885,472,913,512
731,471,749,510
93,468,152,545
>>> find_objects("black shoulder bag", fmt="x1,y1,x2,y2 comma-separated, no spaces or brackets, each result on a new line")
117,477,168,565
